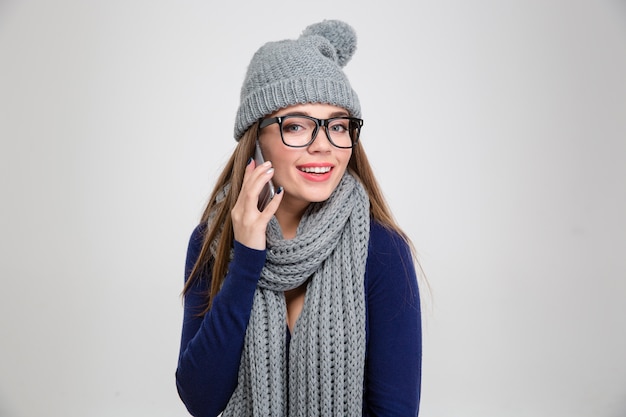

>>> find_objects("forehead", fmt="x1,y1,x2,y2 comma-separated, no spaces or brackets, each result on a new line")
270,103,349,118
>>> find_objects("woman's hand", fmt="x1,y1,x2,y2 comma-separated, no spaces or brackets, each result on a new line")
231,158,283,250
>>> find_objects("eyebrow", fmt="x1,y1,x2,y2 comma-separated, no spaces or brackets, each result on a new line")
277,110,350,118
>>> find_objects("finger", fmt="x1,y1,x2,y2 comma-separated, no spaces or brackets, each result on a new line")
240,159,271,196
259,185,284,218
247,163,275,203
242,156,258,182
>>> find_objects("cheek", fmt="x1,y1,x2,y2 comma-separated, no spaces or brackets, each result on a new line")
258,140,286,167
264,150,295,182
338,150,353,170
267,150,292,171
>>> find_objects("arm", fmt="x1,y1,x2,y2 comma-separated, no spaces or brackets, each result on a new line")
176,224,266,417
364,222,422,416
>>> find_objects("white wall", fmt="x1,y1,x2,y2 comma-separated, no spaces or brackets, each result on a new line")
1,1,625,416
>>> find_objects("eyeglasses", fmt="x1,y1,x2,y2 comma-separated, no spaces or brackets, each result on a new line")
258,115,363,149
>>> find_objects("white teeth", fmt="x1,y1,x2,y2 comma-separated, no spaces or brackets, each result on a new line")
300,166,331,174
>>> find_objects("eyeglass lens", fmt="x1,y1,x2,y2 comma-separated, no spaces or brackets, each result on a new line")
279,116,360,148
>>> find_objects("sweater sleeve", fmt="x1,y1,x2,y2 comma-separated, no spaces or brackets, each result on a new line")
364,222,422,416
176,224,266,417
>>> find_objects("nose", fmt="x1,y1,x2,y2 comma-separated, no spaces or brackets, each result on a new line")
308,126,333,152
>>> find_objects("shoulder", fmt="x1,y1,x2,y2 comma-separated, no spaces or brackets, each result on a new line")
185,223,207,265
188,222,207,249
368,220,412,262
366,220,419,303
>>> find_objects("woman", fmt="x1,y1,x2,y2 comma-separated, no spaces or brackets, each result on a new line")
176,20,422,416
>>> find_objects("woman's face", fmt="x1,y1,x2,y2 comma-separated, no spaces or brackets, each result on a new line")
257,103,353,215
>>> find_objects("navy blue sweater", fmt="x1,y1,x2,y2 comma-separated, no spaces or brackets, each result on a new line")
176,220,422,416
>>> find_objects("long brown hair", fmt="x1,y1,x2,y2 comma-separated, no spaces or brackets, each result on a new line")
183,123,426,315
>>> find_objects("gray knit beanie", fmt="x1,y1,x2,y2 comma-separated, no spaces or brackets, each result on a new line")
233,20,361,140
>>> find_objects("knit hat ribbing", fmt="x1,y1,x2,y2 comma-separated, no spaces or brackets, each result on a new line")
234,20,361,140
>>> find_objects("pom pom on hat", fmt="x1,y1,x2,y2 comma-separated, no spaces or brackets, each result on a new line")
233,20,361,140
300,20,357,68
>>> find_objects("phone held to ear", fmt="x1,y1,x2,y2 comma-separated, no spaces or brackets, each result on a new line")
254,141,276,211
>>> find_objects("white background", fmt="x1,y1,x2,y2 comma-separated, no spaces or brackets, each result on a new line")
1,1,625,416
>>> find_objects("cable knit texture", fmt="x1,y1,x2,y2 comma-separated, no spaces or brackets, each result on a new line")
221,172,370,416
234,20,361,140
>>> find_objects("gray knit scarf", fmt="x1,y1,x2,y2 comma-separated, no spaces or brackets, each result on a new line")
221,172,370,417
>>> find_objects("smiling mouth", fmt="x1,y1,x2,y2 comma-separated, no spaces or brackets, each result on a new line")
298,166,332,174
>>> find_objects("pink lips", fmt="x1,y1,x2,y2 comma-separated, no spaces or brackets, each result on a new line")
297,163,334,182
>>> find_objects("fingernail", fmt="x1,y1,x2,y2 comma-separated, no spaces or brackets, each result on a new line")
247,157,253,165
277,186,283,194
266,168,274,175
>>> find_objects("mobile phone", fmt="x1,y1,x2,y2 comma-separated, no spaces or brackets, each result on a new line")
254,141,276,211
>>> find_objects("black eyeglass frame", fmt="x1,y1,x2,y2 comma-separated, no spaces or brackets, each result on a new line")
257,115,364,149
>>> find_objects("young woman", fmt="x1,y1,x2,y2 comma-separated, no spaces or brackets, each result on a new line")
176,20,422,416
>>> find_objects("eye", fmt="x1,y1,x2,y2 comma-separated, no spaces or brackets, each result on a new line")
281,117,315,135
282,122,304,133
329,119,350,133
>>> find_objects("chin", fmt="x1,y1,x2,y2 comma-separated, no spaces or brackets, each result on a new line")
311,191,337,203
286,180,341,205
309,196,331,203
